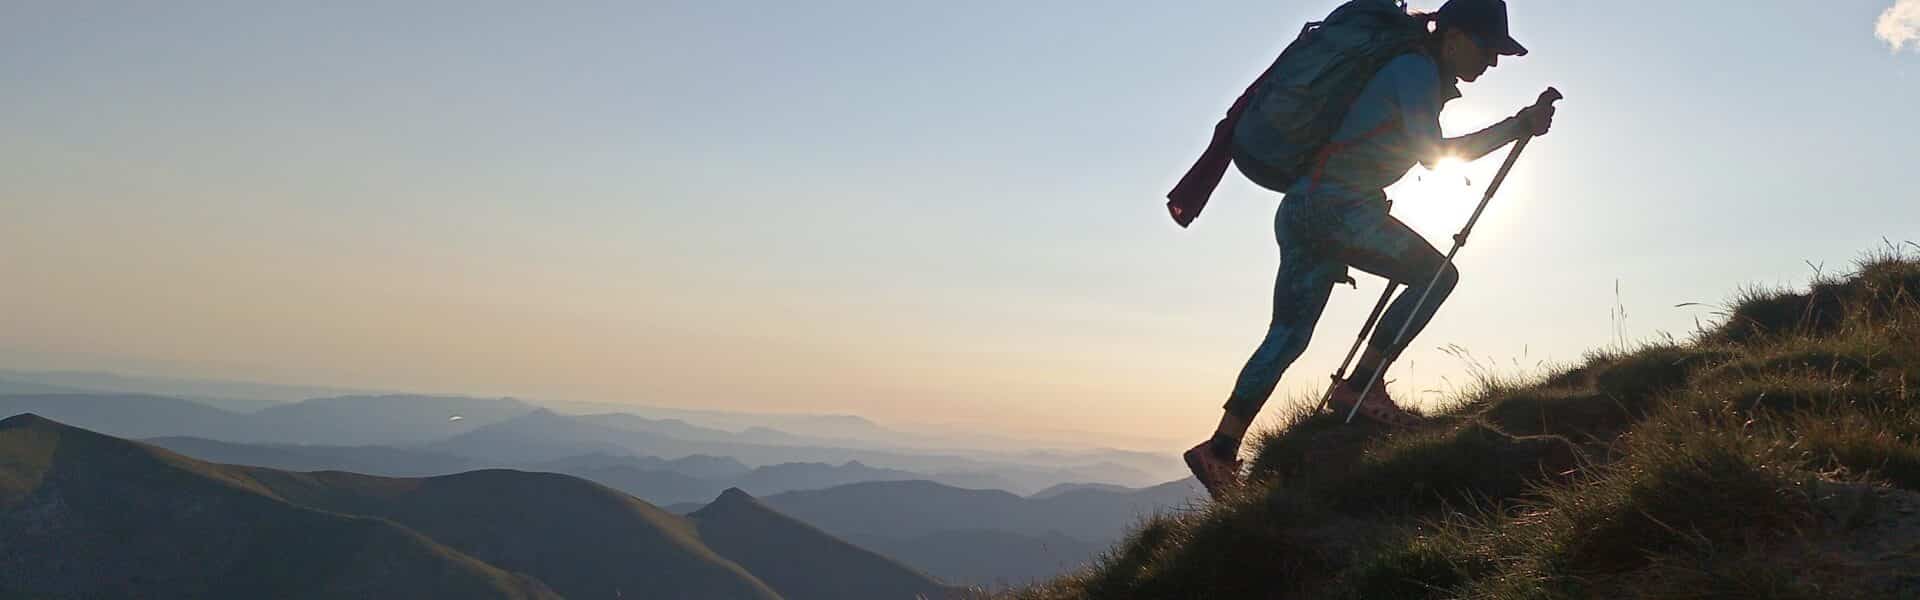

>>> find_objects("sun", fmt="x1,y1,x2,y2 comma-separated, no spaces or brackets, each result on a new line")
1382,156,1480,242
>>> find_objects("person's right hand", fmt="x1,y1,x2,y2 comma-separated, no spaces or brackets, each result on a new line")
1516,102,1556,137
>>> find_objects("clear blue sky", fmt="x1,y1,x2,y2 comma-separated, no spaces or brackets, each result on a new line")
3,1,1917,449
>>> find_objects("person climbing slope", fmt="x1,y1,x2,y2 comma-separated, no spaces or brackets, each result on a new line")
1170,0,1557,499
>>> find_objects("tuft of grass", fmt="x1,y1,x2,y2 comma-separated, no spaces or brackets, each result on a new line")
1246,402,1381,480
1710,284,1848,344
1323,423,1579,516
1335,515,1500,600
1788,410,1920,491
1540,419,1818,576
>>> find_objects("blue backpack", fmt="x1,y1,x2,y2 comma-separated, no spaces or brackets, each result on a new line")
1230,0,1430,192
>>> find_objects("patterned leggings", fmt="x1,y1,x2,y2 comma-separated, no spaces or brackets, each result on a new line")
1221,193,1459,419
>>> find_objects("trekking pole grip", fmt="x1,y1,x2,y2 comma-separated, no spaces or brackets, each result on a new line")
1537,87,1563,108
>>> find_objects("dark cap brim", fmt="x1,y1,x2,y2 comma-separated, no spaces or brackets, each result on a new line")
1490,35,1528,57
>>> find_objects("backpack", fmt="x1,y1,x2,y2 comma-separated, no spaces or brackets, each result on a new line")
1233,0,1430,191
1165,0,1427,227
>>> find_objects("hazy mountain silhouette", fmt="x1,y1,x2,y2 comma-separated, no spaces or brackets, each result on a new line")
0,393,540,447
690,488,962,600
433,409,1157,492
559,457,944,505
849,529,1105,589
0,369,374,412
731,460,919,495
136,434,1008,506
142,436,481,477
521,451,752,479
423,407,660,463
0,393,251,440
648,453,757,480
540,399,902,443
2,371,1183,477
516,451,1037,506
0,378,95,396
542,398,1184,460
755,479,1201,542
0,414,559,599
433,408,904,467
680,478,1204,587
584,412,764,443
246,394,537,445
5,392,1166,500
1027,482,1133,499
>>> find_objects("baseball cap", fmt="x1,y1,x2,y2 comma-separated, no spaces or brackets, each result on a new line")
1435,0,1528,57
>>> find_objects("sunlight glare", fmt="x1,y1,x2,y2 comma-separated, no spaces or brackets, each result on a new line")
1383,156,1480,242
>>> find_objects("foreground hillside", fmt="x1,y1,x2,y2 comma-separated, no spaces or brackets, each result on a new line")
1016,251,1920,599
0,414,961,599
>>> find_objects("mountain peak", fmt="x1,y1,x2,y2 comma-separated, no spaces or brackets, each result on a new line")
715,487,756,504
691,488,766,519
0,412,57,430
688,484,957,599
527,407,560,417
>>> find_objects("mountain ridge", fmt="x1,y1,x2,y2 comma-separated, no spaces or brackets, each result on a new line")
0,413,563,599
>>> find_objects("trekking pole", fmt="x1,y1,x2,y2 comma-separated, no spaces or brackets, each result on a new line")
1313,282,1400,415
1345,87,1563,424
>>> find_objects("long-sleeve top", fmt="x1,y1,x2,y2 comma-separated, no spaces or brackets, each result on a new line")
1284,53,1523,205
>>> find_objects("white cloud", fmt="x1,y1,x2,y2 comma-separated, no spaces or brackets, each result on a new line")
1879,0,1920,52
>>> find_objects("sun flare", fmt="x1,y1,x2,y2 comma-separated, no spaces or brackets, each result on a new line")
1382,156,1481,240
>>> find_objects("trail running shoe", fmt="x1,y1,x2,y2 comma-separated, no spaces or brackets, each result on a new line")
1327,377,1422,428
1184,440,1243,500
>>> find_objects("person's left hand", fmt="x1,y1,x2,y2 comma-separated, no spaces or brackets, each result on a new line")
1516,102,1556,137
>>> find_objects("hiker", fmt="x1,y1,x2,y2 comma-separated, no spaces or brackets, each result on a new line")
1175,0,1556,498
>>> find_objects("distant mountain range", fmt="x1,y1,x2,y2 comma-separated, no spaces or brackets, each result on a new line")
0,369,375,412
132,428,1204,589
428,408,1150,493
0,392,1167,496
673,478,1206,588
0,369,1187,455
525,452,957,505
0,414,961,599
0,392,509,445
754,479,1202,545
138,437,1024,506
0,392,1173,491
142,435,483,477
0,389,1200,588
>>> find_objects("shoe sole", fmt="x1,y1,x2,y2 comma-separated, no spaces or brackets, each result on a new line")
1328,399,1421,428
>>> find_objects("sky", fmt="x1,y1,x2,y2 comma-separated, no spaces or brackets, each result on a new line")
3,1,1917,451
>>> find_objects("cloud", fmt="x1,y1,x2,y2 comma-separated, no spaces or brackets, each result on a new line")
1879,0,1920,52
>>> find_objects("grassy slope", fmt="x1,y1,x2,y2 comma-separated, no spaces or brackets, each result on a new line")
1012,251,1920,599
